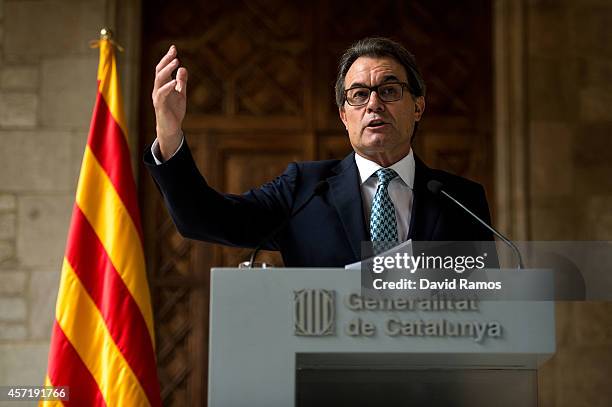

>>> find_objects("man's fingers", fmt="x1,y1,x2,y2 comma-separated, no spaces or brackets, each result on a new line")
153,58,179,92
176,67,188,83
155,45,177,75
175,67,188,93
153,79,178,105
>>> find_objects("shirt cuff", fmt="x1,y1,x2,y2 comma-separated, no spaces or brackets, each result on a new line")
151,133,184,165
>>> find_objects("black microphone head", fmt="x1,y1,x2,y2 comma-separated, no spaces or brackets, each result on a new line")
427,180,444,196
314,180,329,195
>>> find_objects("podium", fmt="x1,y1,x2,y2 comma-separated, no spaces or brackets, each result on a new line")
208,268,555,406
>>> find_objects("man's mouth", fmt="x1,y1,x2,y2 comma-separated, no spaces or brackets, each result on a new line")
366,119,388,128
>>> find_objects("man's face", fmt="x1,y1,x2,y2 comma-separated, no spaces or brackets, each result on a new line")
339,56,425,166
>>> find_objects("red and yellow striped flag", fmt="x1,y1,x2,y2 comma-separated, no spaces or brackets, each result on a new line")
42,35,161,406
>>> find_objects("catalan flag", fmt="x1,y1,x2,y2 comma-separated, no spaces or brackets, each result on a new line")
41,33,161,406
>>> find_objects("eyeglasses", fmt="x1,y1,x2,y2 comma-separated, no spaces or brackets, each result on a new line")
344,82,410,106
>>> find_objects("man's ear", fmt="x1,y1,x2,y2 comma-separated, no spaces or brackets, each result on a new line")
414,96,425,121
339,106,348,130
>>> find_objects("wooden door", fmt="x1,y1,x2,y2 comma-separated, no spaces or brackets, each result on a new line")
139,1,492,404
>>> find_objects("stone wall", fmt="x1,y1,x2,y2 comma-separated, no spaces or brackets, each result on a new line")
0,0,102,391
526,1,612,406
0,1,142,404
528,0,612,241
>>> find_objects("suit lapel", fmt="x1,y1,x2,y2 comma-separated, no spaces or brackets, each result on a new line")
327,153,368,259
408,155,442,241
326,152,441,258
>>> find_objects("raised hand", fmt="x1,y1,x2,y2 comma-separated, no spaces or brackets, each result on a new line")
152,45,189,161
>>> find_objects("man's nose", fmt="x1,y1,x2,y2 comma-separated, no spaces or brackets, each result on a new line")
366,90,385,112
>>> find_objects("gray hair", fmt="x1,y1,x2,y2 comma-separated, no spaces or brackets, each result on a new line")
334,37,426,108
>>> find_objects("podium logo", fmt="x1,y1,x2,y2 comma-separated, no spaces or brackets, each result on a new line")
293,289,336,336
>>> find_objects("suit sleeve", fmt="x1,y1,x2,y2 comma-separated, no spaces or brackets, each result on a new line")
144,139,297,250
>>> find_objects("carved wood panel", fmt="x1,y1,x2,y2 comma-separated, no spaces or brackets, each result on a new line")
139,0,492,405
196,131,315,268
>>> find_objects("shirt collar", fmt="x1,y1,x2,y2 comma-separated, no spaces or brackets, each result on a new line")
354,149,415,189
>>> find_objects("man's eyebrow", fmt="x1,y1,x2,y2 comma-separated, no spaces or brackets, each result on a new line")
347,75,401,89
381,75,400,83
347,81,368,89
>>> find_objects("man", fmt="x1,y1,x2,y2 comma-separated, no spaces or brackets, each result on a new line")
145,37,494,267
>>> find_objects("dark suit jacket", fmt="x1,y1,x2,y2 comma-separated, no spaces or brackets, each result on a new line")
144,139,494,267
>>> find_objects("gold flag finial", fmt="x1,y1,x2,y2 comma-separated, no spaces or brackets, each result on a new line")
90,27,124,52
100,27,112,40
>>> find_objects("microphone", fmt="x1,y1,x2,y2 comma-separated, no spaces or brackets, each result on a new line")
427,180,525,269
247,180,329,268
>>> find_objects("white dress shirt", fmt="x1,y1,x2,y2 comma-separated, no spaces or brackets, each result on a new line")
152,137,415,240
354,151,415,242
151,135,184,165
